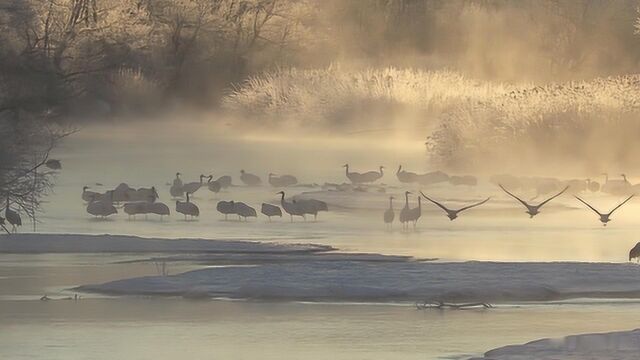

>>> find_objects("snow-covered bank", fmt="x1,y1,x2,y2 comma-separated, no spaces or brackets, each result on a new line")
473,328,640,360
79,261,640,302
0,234,333,254
121,252,417,265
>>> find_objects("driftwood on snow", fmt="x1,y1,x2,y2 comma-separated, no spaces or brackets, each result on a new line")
415,301,493,310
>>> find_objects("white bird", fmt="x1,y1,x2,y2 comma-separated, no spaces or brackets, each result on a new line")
421,192,490,221
5,198,22,232
396,165,418,183
360,166,384,183
268,173,298,187
233,202,257,221
499,184,568,218
182,175,206,195
176,193,199,220
216,200,235,220
574,195,634,226
240,170,261,186
261,203,282,221
343,164,364,184
601,173,632,196
399,191,411,229
278,191,305,222
384,196,395,227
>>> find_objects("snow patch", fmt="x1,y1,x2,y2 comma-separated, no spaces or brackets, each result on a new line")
79,261,640,302
473,328,640,360
0,233,333,254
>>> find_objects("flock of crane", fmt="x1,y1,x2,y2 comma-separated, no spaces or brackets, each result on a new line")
80,170,327,223
1,164,636,235
75,163,640,229
382,169,637,228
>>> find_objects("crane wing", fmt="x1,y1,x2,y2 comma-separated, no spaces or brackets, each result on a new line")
537,186,569,208
420,192,450,213
607,194,635,216
458,197,491,213
499,184,530,208
574,196,604,216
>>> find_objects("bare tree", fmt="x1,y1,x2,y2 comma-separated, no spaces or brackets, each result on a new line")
0,114,73,232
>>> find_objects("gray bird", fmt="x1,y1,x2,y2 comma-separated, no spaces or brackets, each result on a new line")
384,196,395,227
240,170,261,186
294,198,328,221
233,202,257,221
45,159,62,170
216,200,235,220
176,192,199,220
5,198,22,232
261,203,282,221
574,195,634,226
500,184,568,218
0,215,9,234
421,192,490,221
629,242,640,262
277,191,305,222
399,191,411,229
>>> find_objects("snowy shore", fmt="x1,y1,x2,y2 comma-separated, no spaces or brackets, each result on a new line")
78,260,640,302
473,328,640,360
0,233,333,254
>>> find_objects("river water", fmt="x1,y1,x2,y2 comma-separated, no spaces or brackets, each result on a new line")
2,122,640,359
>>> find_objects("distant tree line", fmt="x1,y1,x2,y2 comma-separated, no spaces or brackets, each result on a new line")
1,0,640,123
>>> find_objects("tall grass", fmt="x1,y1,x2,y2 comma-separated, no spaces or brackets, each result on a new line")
224,67,640,173
223,66,513,129
429,76,640,172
